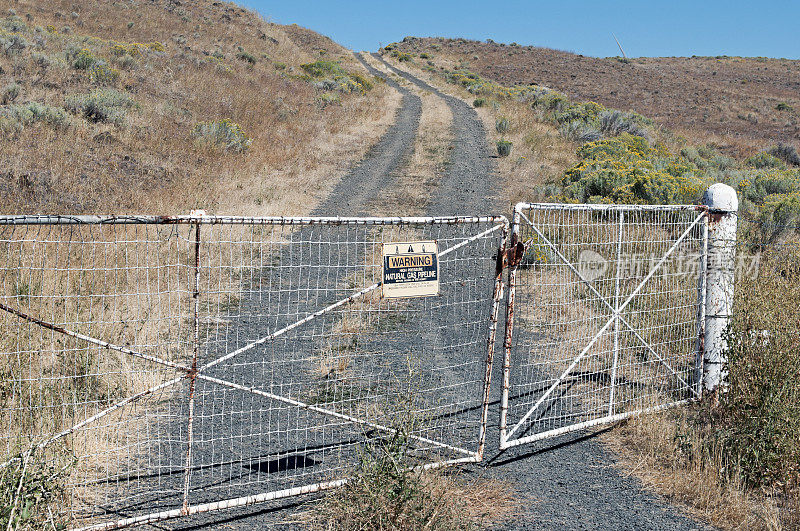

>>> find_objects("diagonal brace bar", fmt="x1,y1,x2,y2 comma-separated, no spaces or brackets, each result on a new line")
200,223,505,373
524,211,703,384
505,212,704,438
196,373,474,457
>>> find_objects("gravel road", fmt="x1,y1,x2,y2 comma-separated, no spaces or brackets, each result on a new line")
131,53,711,530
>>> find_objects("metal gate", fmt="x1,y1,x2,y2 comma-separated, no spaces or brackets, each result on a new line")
0,214,507,530
499,203,708,449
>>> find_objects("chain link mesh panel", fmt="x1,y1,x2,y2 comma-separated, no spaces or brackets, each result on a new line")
0,215,506,529
500,204,707,449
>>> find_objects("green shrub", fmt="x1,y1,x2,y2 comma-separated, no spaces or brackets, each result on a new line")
497,140,512,157
89,62,119,85
317,92,339,107
193,119,251,152
65,89,137,124
495,116,510,134
776,102,793,112
532,91,569,112
0,450,72,529
116,54,136,70
0,101,70,131
680,145,735,170
560,133,705,204
472,98,485,107
744,152,787,170
598,109,652,139
274,62,286,71
397,52,412,62
419,52,431,59
552,101,604,126
31,52,50,68
2,82,20,104
300,60,372,93
304,426,474,530
71,48,97,70
236,49,256,65
0,34,28,56
560,121,602,142
1,15,28,33
768,143,800,166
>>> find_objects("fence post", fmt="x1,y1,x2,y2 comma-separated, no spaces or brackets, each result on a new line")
702,183,738,393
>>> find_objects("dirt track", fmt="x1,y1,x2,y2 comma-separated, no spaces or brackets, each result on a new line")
142,53,712,531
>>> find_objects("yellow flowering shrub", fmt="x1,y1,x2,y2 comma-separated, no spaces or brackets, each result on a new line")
561,134,705,204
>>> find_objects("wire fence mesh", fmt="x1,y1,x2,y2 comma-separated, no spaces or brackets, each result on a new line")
0,214,507,529
500,204,708,449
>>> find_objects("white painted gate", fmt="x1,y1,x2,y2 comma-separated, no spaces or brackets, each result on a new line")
499,203,708,449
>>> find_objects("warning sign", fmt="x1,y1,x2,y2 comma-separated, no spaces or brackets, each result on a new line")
382,240,439,298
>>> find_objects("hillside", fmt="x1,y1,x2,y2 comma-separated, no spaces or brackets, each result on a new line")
0,0,391,214
389,37,800,156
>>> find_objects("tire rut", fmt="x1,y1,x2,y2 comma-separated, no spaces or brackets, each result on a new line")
137,54,427,530
311,52,422,217
371,53,499,216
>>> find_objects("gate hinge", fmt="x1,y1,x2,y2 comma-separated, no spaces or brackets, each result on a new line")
496,233,526,274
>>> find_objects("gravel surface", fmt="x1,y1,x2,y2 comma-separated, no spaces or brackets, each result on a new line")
314,52,422,217
370,53,497,216
133,53,711,530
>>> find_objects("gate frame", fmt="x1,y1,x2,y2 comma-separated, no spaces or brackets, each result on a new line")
498,202,710,450
0,214,508,531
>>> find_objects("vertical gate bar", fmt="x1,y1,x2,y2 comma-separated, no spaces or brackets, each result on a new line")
695,210,709,396
476,221,508,459
499,205,522,448
608,210,624,415
182,219,202,513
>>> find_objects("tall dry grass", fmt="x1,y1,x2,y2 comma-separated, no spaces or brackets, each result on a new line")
0,1,397,526
0,0,393,216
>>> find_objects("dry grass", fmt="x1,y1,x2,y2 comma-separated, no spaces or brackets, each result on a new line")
0,0,394,216
0,1,398,526
605,410,795,530
299,446,518,530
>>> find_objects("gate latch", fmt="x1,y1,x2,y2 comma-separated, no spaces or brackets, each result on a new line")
496,233,526,274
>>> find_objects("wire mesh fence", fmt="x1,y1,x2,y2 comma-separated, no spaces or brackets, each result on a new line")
0,214,507,529
499,204,708,449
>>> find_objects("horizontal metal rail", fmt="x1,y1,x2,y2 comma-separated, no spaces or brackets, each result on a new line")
0,214,507,226
517,203,706,213
71,454,478,531
500,400,691,450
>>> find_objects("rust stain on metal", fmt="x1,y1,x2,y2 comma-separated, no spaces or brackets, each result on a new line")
182,221,202,514
0,300,73,337
496,232,526,275
498,263,518,445
477,225,508,459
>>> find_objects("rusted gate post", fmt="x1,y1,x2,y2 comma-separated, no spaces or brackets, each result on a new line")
702,183,738,392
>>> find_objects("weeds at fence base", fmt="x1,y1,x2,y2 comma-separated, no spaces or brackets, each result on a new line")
0,448,72,530
299,426,517,530
606,406,799,530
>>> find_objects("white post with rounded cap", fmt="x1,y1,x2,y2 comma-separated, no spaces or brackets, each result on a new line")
702,183,738,392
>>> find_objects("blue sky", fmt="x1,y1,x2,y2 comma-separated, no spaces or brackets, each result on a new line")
244,0,799,59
